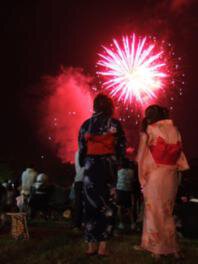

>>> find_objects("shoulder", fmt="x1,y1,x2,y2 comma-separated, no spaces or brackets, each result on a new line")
139,131,148,139
147,123,155,131
80,118,91,130
118,169,125,175
22,170,26,175
146,124,157,137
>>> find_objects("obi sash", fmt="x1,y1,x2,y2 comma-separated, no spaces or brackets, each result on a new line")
85,132,115,155
149,136,182,165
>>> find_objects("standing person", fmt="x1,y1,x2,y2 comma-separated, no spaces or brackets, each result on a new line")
21,166,37,196
136,105,189,260
78,93,126,256
72,150,85,229
20,166,37,212
116,158,134,231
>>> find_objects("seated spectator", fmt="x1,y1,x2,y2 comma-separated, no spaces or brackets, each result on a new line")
29,173,52,218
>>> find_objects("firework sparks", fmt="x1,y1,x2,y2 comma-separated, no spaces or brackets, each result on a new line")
97,34,168,104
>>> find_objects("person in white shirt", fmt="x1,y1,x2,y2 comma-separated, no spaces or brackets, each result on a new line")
21,167,37,196
72,150,85,228
17,166,37,212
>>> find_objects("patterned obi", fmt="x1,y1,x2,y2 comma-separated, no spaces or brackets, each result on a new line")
85,132,116,155
149,136,182,165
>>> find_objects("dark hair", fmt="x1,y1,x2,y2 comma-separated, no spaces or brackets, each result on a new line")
145,104,169,126
162,107,169,119
93,93,114,116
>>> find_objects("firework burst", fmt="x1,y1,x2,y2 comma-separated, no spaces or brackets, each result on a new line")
97,34,168,105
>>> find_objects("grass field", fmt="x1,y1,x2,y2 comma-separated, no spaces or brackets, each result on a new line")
0,221,198,264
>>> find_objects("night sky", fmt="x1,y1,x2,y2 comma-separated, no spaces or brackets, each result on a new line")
1,0,198,169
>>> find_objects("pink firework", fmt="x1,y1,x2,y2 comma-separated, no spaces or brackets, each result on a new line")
97,34,168,104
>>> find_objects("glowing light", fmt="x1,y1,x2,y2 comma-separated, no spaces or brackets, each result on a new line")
97,34,168,104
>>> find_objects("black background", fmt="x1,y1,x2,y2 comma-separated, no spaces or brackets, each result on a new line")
0,0,197,173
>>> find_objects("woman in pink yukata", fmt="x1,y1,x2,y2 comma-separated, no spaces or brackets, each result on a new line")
135,105,189,260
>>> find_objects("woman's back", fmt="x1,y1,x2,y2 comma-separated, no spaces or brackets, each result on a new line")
147,119,180,145
147,119,182,166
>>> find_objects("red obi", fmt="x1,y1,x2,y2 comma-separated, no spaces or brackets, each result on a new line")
85,132,115,155
149,136,182,165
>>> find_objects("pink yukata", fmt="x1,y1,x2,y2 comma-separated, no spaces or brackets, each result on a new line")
136,119,189,255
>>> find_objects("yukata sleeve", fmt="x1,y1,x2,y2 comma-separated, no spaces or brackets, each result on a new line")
176,132,190,171
78,121,88,167
136,132,148,188
177,152,190,171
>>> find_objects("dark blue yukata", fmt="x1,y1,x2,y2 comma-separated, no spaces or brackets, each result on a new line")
78,112,126,242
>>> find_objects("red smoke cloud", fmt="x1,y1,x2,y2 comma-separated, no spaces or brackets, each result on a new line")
170,0,194,12
39,67,93,163
38,67,137,163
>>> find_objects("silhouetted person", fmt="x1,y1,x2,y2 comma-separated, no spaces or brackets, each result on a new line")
78,93,126,256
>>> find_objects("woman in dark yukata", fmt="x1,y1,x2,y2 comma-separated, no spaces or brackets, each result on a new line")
78,93,126,256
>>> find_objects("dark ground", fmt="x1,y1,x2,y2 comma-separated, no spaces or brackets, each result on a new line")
1,220,198,264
